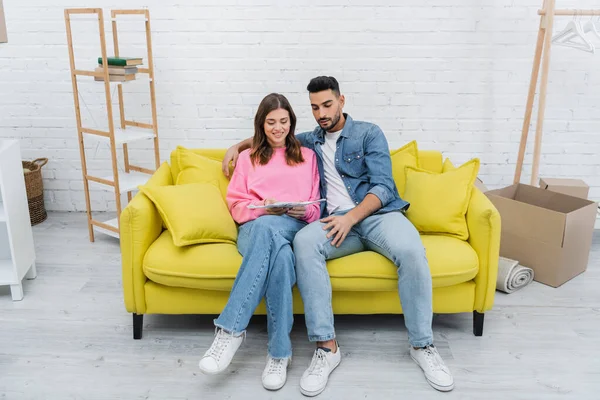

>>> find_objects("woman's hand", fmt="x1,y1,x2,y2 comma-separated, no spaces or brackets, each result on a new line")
287,206,306,220
264,199,288,216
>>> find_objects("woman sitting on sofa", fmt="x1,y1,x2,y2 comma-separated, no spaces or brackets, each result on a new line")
198,93,321,390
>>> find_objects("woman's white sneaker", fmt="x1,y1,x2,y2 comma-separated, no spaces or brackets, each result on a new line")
262,356,290,390
299,345,341,397
198,328,244,375
410,345,454,391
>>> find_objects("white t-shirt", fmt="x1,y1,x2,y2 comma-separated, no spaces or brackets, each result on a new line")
321,130,356,215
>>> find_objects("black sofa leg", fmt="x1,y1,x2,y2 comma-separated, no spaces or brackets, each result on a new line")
473,311,484,336
133,313,143,340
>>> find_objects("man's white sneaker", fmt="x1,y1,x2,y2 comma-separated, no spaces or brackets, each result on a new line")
410,345,454,392
299,345,341,397
262,356,291,390
198,328,244,375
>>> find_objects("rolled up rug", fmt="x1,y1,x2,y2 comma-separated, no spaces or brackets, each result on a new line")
496,256,534,294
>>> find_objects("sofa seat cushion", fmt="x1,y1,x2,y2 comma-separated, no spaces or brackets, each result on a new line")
144,231,242,291
327,234,479,291
144,231,478,292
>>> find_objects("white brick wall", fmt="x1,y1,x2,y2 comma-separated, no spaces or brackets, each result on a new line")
1,0,600,213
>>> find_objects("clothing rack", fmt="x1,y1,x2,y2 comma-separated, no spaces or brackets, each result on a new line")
514,1,600,185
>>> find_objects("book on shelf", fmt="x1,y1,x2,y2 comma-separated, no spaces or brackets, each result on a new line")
98,56,143,66
95,66,138,75
94,74,136,82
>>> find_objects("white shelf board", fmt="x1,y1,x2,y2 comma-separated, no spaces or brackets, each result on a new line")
90,171,150,194
93,218,120,239
0,259,14,284
0,203,5,221
84,126,155,146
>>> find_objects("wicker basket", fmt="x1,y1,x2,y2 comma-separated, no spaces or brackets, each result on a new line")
22,158,48,226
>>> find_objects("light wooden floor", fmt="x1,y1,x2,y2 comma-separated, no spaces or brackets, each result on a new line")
1,212,599,399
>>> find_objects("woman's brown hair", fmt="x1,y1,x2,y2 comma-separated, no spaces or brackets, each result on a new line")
250,93,304,166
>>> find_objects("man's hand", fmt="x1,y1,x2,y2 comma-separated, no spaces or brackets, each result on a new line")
222,138,253,177
287,206,306,220
264,199,288,216
321,214,357,247
222,146,240,178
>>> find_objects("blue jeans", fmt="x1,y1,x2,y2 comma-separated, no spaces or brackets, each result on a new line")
293,210,433,348
214,215,307,359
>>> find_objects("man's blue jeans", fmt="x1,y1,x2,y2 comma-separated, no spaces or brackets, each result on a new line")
214,215,307,359
293,210,434,348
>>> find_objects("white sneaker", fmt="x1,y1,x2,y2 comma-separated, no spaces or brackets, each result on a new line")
198,328,244,375
262,356,291,391
300,345,341,397
410,345,454,391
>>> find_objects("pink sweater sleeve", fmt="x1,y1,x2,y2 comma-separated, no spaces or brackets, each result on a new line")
303,153,321,223
226,155,266,224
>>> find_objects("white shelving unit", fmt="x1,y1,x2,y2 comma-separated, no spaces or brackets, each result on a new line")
0,139,37,301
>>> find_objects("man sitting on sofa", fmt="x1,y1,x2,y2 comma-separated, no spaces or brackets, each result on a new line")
222,76,454,396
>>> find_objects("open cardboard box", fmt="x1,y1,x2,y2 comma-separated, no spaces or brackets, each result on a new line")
486,183,597,288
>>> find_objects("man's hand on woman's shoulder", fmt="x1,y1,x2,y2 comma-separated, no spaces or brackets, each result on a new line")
222,146,240,178
222,138,253,177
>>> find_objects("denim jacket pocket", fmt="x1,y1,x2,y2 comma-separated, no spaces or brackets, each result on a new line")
343,150,365,176
343,150,364,163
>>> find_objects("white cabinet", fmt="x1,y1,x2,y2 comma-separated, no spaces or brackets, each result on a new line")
0,139,37,300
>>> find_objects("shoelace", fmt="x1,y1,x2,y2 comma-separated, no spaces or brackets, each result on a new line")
206,328,244,361
266,358,286,375
422,346,444,372
307,349,328,376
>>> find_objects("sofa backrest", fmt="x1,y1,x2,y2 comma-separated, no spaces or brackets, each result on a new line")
169,147,443,184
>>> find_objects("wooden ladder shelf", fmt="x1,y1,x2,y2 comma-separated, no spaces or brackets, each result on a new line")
64,8,160,241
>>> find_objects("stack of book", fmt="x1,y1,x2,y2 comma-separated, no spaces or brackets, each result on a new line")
95,57,143,82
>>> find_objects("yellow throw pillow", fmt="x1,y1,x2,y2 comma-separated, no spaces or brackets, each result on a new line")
146,161,174,186
390,140,419,196
173,146,230,201
442,158,456,173
138,183,237,247
403,158,480,240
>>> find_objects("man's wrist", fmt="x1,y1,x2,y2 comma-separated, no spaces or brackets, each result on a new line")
345,210,359,226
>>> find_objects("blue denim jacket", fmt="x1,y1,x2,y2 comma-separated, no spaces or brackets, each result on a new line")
297,114,409,218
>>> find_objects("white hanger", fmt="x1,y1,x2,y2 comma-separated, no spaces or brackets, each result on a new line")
588,16,600,42
552,11,595,53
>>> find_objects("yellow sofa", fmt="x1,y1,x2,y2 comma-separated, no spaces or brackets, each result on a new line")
120,148,501,340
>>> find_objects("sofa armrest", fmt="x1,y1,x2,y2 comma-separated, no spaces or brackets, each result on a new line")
466,188,501,312
120,162,172,314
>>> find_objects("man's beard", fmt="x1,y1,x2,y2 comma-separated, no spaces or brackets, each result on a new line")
322,111,341,132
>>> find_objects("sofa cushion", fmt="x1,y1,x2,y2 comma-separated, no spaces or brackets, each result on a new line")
139,183,237,247
143,231,478,292
390,140,419,196
144,231,243,291
172,146,231,201
403,158,480,240
328,234,478,291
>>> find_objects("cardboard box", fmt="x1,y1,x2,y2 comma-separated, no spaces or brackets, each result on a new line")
539,177,589,199
0,0,6,43
486,184,597,288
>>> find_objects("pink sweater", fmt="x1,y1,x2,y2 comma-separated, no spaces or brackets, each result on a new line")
226,147,321,224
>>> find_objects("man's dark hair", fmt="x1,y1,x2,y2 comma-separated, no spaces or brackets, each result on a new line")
307,76,340,97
